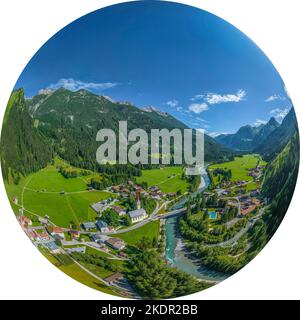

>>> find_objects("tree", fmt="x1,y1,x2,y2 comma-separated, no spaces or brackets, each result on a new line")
137,236,152,251
201,194,206,209
101,209,120,227
122,214,131,226
126,250,210,299
152,236,158,248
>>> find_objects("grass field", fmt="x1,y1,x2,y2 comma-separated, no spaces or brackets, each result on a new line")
27,166,87,192
136,166,189,193
209,154,265,184
4,164,115,227
23,189,114,227
117,221,160,246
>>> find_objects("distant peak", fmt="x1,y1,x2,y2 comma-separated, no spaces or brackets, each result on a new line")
268,116,279,126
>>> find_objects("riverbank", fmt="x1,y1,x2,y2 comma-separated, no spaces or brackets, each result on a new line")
165,168,230,282
165,216,228,282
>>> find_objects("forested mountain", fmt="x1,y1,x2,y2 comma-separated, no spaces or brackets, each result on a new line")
216,117,279,151
262,131,299,237
262,132,299,200
0,89,52,182
252,117,280,146
254,108,298,161
25,88,232,170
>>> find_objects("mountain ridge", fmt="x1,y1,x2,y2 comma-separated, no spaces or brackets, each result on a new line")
254,108,298,161
216,116,280,152
1,88,233,175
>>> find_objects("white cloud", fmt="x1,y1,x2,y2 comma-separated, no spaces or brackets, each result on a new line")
253,119,267,126
188,103,209,114
48,78,119,92
265,94,286,102
165,99,179,108
191,89,246,105
270,107,289,122
204,89,246,104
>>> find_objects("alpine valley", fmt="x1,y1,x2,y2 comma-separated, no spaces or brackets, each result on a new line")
1,87,299,299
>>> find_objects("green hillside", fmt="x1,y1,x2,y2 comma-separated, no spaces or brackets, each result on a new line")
25,88,232,169
0,89,52,181
262,132,299,237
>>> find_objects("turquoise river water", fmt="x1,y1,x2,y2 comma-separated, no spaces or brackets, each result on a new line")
165,172,228,282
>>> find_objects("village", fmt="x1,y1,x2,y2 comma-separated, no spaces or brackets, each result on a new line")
10,154,268,297
15,160,265,259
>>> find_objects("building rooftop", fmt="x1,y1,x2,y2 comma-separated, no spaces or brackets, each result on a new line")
128,208,147,219
44,241,59,251
91,202,104,212
52,226,64,234
105,237,125,248
112,206,125,214
96,219,108,228
82,222,96,229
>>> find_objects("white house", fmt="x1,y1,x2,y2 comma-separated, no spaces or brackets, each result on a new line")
128,208,147,223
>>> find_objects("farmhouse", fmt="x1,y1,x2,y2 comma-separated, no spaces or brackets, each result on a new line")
69,230,80,239
96,219,110,232
66,246,86,254
28,230,39,241
111,206,126,216
39,232,50,241
19,215,32,228
82,222,96,231
44,241,61,253
105,237,126,250
149,185,159,191
91,200,109,213
127,208,147,223
38,217,48,225
51,226,65,240
91,234,110,244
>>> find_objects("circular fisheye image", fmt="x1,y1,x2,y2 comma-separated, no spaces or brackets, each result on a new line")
1,1,299,299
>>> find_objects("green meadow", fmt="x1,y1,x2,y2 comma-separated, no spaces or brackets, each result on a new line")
136,166,189,193
117,221,160,246
23,189,114,227
209,154,265,184
27,166,87,192
5,164,115,227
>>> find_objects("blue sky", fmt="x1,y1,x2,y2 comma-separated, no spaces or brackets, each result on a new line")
15,0,292,136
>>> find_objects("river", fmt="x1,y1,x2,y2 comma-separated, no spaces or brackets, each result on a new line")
165,170,228,282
